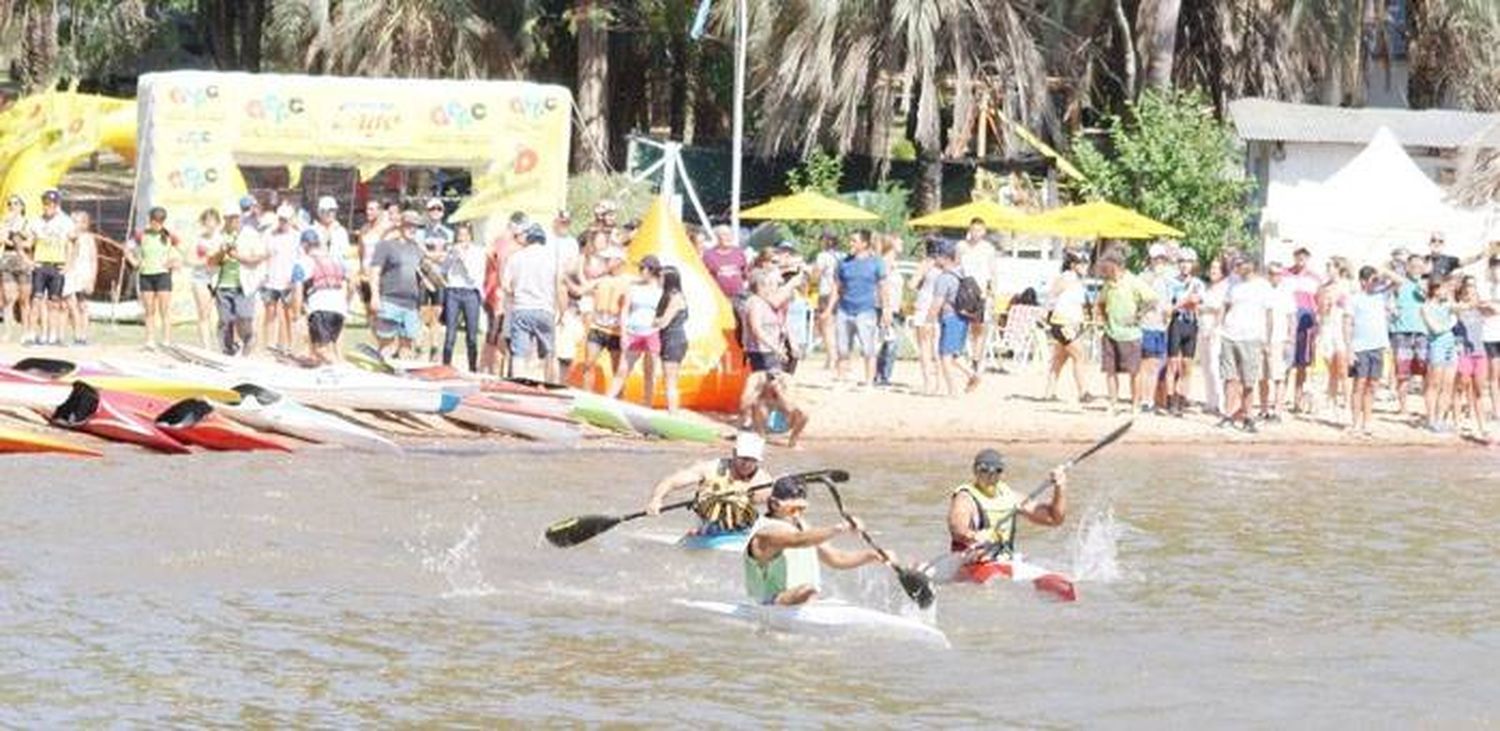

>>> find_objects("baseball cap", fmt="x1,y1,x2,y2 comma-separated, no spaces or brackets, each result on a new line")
555,209,571,222
41,189,61,204
973,448,1005,472
733,431,765,461
400,210,423,227
300,229,321,245
317,195,338,212
275,203,296,219
221,199,242,217
239,195,257,211
425,198,444,211
594,199,618,215
1148,243,1169,259
770,475,807,501
524,224,547,244
1177,248,1199,262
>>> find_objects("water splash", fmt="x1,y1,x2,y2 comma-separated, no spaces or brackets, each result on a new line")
1069,507,1127,583
408,518,498,598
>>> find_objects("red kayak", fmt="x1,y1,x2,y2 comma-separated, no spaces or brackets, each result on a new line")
155,398,294,452
957,558,1078,602
50,382,190,454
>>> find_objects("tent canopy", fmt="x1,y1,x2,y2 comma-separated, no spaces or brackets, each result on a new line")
739,190,879,221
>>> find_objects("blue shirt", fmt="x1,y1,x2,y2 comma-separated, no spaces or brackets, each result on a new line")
1391,279,1425,334
835,255,885,316
1349,290,1391,353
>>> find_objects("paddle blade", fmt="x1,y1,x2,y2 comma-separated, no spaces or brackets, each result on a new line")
544,514,622,547
896,565,936,609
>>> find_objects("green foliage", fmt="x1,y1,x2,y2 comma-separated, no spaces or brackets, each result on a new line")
1070,88,1255,265
778,180,914,257
890,137,917,162
784,149,844,194
565,171,655,229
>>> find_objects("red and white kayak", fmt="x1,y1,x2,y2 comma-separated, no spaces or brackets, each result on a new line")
955,556,1077,602
49,382,190,454
154,397,294,452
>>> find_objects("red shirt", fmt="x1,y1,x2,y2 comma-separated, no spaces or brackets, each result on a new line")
701,245,748,298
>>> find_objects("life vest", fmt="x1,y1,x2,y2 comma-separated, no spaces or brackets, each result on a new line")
951,481,1022,555
743,516,820,604
691,458,759,532
307,255,345,292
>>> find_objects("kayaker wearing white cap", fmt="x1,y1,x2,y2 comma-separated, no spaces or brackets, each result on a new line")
946,448,1067,582
745,476,887,606
645,432,771,537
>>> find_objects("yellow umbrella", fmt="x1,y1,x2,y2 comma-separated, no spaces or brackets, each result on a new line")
1020,201,1183,239
739,190,880,221
909,199,1033,229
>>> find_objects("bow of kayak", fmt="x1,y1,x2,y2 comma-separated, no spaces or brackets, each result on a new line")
674,599,949,647
155,398,294,452
49,382,190,454
955,557,1078,602
0,424,102,457
219,384,400,453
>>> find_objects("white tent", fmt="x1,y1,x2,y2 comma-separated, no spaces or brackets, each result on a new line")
1261,126,1496,267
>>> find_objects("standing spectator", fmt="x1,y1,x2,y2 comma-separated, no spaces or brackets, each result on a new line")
1484,254,1500,422
1420,276,1458,433
355,199,389,316
1044,251,1091,406
1138,243,1174,412
929,240,980,396
702,224,749,304
1454,277,1489,442
550,210,580,268
1390,254,1430,420
125,206,181,350
874,235,905,386
1,194,31,342
1347,266,1393,438
259,204,301,351
312,196,352,264
956,218,999,368
416,197,454,361
1260,264,1298,423
1095,250,1156,415
833,230,889,386
300,232,348,365
1217,258,1274,433
1198,256,1231,416
738,268,788,423
607,255,665,405
208,203,262,356
441,223,486,372
64,210,97,346
188,208,223,349
1164,249,1204,417
592,199,620,242
577,246,628,391
655,265,690,412
1317,257,1356,415
368,211,426,358
812,232,843,369
480,218,524,375
1285,246,1323,412
1426,233,1460,279
503,224,563,381
25,189,75,346
909,239,941,395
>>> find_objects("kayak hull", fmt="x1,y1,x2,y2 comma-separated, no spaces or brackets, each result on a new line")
957,558,1078,602
219,384,400,453
674,599,949,647
49,383,190,454
679,531,749,552
0,425,102,457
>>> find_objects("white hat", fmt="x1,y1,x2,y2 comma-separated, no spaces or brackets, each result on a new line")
1148,243,1169,259
317,195,338,212
221,199,242,217
425,197,445,211
733,431,765,461
275,203,296,219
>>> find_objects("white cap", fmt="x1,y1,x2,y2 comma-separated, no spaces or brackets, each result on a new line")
425,197,445,211
275,203,296,219
317,195,338,211
1148,243,1169,259
733,431,765,461
221,199,242,217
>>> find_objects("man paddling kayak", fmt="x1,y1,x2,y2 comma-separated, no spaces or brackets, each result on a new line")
645,432,770,537
948,448,1067,582
745,477,888,606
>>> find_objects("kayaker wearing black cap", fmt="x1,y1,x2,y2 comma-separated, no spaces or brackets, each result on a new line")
646,431,771,537
947,448,1067,582
745,476,887,606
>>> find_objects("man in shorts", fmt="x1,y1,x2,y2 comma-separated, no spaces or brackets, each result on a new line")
1095,250,1156,415
1261,263,1298,422
24,189,75,346
1389,254,1430,418
503,224,562,381
1347,266,1394,438
956,218,999,368
300,231,348,365
579,246,628,390
811,232,843,369
1165,248,1204,416
833,230,888,386
208,201,262,355
368,210,426,357
928,240,980,396
1285,246,1324,412
1217,258,1274,433
1138,243,1174,412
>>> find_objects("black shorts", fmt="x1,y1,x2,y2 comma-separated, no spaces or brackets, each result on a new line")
660,326,688,364
138,271,173,293
1486,341,1500,359
747,350,782,374
308,311,345,345
31,264,65,300
1049,323,1079,345
587,328,621,354
421,287,442,308
1167,315,1199,358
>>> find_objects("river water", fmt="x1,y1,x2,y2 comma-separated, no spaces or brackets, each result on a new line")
0,442,1495,726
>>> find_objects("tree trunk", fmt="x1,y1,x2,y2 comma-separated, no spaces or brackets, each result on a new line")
19,0,59,95
573,0,610,174
1405,0,1442,108
1113,0,1138,100
907,88,942,214
1137,0,1181,90
241,0,266,72
668,31,690,141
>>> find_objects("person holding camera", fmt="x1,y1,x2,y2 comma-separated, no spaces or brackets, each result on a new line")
207,202,266,355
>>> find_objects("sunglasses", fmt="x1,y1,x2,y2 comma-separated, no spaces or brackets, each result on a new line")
975,465,1003,474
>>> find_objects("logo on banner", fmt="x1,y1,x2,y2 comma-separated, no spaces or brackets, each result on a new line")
333,101,401,135
174,130,213,146
430,101,488,128
512,144,539,175
167,165,220,192
166,84,221,108
507,92,559,120
245,94,306,124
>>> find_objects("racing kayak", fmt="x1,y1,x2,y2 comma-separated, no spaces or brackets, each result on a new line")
154,398,294,452
633,530,749,552
11,357,243,403
953,556,1077,602
674,599,949,647
446,396,583,444
0,424,102,457
570,391,723,443
218,384,400,453
49,382,191,454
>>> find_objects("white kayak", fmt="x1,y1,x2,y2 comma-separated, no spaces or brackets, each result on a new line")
0,381,72,410
674,599,949,647
445,403,582,444
218,384,400,453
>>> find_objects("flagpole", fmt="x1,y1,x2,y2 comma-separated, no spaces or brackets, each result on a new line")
730,0,747,246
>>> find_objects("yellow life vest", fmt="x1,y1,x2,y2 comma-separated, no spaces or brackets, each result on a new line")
691,458,759,532
952,481,1022,551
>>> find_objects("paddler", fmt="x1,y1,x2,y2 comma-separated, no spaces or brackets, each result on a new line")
947,448,1067,582
645,432,770,537
745,477,888,606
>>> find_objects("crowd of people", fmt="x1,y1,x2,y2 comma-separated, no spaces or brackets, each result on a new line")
1,190,100,346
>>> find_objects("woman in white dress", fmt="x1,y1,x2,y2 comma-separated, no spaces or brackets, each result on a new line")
1197,256,1230,416
63,210,98,345
1044,251,1091,405
908,239,941,394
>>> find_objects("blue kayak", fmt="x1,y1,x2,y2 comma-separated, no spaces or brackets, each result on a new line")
678,531,750,552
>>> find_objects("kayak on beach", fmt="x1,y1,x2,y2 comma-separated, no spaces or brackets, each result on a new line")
49,382,190,454
674,599,949,647
10,357,243,404
0,423,102,457
218,384,400,453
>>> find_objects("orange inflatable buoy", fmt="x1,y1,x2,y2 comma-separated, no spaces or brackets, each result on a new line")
565,198,747,412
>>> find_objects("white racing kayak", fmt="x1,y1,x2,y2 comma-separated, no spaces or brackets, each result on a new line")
218,384,400,453
674,599,949,647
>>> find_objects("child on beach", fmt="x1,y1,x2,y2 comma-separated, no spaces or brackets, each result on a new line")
1420,276,1458,433
1454,277,1489,442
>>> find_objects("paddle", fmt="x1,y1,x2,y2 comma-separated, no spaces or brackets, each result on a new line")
543,468,850,548
924,419,1135,578
810,475,935,609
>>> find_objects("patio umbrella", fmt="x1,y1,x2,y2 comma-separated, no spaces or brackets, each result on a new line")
1021,201,1183,239
908,199,1034,230
738,190,880,221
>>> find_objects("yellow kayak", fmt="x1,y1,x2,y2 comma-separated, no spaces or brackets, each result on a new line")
0,424,103,457
75,376,242,405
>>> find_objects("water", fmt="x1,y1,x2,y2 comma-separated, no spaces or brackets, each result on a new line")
1,443,1496,726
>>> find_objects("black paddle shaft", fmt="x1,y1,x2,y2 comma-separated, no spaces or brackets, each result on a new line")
813,476,936,609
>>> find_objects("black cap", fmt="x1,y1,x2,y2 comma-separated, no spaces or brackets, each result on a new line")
524,224,547,244
640,254,662,272
973,448,1005,472
41,189,61,204
770,476,807,501
1293,246,1311,257
148,206,168,221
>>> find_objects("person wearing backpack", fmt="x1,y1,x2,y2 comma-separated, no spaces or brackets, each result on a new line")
956,218,1000,367
928,239,982,396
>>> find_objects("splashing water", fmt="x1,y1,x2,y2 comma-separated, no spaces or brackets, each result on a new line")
1069,507,1129,582
408,518,498,598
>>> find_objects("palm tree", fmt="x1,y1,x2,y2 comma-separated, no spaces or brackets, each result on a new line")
18,0,60,93
572,0,609,173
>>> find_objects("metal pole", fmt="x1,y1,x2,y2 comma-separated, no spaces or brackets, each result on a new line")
730,0,747,246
